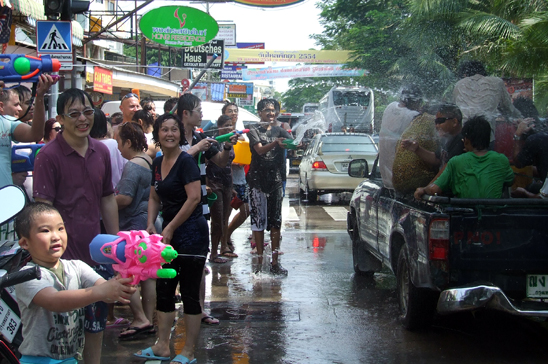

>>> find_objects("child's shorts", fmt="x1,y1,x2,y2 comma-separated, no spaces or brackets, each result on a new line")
84,264,113,333
19,356,77,364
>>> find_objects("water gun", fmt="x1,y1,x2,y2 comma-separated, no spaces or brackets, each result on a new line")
215,129,250,143
282,139,298,150
0,54,61,83
89,230,178,285
11,144,43,173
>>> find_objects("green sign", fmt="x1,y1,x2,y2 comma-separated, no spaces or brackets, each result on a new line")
139,6,219,48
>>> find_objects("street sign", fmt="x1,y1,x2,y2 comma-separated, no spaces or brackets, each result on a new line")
181,39,224,69
37,21,73,71
181,79,190,89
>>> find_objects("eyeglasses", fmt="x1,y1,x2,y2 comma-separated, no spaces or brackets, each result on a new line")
63,108,95,120
435,117,453,125
190,108,203,114
53,126,62,132
121,93,139,101
261,109,276,114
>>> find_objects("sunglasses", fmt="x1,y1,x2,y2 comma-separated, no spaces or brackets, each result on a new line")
53,126,62,132
121,93,139,101
435,117,453,125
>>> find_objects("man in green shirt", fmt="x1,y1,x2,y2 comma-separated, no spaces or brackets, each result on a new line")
414,115,514,199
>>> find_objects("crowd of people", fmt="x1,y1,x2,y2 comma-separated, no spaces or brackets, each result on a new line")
0,78,293,364
379,60,547,201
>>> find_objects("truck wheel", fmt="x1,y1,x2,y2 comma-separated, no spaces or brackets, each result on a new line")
351,219,378,277
396,247,437,330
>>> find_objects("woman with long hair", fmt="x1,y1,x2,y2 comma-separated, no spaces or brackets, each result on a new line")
135,113,207,363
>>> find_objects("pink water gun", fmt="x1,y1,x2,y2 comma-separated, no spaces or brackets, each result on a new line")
90,230,178,284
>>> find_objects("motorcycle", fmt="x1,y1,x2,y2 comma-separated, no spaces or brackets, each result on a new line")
0,186,41,364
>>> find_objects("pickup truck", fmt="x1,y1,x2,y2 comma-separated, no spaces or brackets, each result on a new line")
346,158,548,330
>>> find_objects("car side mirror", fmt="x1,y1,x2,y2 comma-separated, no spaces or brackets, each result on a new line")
348,159,369,178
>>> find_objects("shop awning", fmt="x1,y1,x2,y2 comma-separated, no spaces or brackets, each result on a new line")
8,0,45,21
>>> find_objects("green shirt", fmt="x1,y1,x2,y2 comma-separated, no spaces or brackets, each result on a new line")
434,151,514,198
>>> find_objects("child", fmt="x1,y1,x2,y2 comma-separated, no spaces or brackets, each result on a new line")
14,202,136,364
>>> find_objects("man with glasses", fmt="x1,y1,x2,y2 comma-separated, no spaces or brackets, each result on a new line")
119,93,142,124
401,103,465,182
247,98,292,276
33,88,119,364
414,115,514,199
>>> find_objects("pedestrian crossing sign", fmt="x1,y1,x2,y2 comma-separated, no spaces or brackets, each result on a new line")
36,21,72,54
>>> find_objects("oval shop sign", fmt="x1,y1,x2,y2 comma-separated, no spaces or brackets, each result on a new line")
234,0,303,7
139,6,219,48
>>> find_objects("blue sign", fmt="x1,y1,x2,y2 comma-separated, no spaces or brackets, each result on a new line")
221,66,246,80
37,21,72,54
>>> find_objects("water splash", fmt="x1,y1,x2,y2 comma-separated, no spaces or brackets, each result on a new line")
293,111,328,144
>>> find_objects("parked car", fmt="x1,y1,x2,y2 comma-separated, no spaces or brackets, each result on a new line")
298,132,378,201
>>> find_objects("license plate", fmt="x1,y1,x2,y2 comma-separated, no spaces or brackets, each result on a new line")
291,160,301,166
527,274,548,298
341,162,349,170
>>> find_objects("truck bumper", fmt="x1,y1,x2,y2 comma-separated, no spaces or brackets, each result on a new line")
437,284,548,317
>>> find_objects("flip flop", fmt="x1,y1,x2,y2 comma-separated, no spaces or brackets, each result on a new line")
119,324,155,339
220,251,238,258
209,257,228,264
201,315,219,325
133,347,170,361
171,354,197,364
106,317,130,327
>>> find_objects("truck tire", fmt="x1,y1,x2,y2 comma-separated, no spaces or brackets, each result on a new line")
396,246,437,330
351,219,380,277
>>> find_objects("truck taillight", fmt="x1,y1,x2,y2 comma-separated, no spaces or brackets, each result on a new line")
429,219,449,260
312,161,327,170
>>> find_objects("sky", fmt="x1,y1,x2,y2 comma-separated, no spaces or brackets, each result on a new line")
149,0,326,92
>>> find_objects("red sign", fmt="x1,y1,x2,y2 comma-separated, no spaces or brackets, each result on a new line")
181,79,190,89
228,84,247,94
93,67,113,95
234,0,303,7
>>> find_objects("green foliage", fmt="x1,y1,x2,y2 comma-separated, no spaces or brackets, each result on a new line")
306,0,548,115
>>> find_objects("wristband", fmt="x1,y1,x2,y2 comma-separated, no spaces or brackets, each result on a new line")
223,144,232,151
513,134,522,141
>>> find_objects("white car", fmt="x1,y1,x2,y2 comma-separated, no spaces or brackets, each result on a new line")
298,132,378,202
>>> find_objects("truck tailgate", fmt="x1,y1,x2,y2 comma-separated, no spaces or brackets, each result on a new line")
450,207,548,272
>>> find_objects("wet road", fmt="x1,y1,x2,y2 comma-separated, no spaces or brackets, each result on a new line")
102,175,548,364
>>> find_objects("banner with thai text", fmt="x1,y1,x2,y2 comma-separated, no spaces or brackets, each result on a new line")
224,49,352,64
242,64,366,81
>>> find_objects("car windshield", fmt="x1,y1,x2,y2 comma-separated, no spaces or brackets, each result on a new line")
332,91,371,107
321,136,377,153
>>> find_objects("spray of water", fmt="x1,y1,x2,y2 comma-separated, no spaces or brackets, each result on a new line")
292,111,328,144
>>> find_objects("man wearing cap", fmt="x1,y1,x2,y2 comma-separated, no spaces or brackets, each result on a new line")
378,84,423,189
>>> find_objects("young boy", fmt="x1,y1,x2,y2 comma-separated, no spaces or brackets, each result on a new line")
414,116,515,199
14,202,135,364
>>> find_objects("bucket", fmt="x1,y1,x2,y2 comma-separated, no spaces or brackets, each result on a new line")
233,140,251,165
208,192,218,207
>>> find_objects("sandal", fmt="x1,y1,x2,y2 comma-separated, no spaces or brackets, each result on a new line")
106,317,130,327
201,315,220,325
209,256,228,264
220,251,238,258
119,324,155,339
